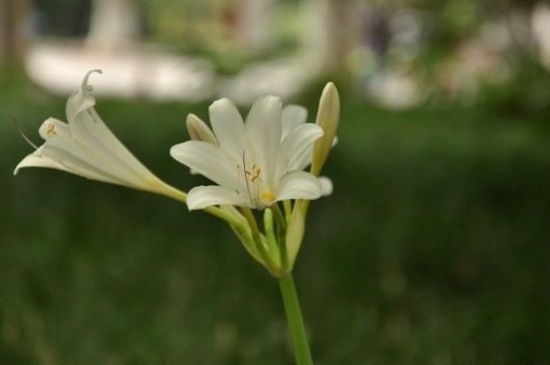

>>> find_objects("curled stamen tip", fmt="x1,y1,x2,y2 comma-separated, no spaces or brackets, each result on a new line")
82,69,103,91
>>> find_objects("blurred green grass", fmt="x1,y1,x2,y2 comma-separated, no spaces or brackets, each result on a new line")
1,71,550,365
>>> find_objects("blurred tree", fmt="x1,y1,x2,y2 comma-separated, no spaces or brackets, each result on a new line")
235,0,276,53
532,2,550,68
0,0,31,65
86,0,142,49
327,0,356,70
300,0,358,72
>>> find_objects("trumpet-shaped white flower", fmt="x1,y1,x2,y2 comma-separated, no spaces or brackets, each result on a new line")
170,96,331,210
14,70,183,199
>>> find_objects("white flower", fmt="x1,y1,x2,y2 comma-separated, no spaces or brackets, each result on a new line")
170,96,331,210
14,70,184,200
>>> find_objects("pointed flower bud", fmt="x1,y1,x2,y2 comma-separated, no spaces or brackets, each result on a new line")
311,82,340,176
186,113,219,145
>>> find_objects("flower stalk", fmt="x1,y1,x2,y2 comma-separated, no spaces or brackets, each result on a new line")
279,274,314,365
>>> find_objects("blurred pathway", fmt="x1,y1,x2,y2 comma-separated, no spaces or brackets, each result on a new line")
25,41,214,102
24,41,321,104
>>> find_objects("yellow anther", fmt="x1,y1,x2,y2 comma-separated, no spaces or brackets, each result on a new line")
46,123,57,137
251,166,261,182
245,164,262,183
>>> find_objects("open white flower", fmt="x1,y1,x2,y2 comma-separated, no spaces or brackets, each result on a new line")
14,70,184,200
170,96,330,210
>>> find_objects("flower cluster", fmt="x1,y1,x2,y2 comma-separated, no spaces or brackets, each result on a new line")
15,70,340,277
170,97,332,210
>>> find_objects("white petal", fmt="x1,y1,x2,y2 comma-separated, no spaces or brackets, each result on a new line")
246,96,282,143
14,147,71,175
33,132,133,184
282,104,307,139
29,118,157,189
209,98,246,161
14,70,172,195
170,141,240,190
187,185,250,210
245,96,282,176
50,114,154,185
63,72,158,184
278,124,324,175
275,171,322,202
38,118,70,140
70,105,153,182
318,176,333,196
15,142,125,185
34,119,120,181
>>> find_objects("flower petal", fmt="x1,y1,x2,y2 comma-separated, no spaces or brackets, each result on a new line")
246,96,283,143
278,123,324,175
14,70,182,199
14,147,72,175
318,176,333,196
209,98,246,161
65,70,100,120
19,118,125,183
64,71,159,184
34,128,139,185
245,96,282,177
15,142,129,185
42,117,159,187
187,185,250,210
275,171,322,202
170,140,241,190
38,117,70,140
71,109,151,182
282,104,307,139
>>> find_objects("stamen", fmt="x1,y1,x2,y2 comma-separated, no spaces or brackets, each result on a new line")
46,123,57,137
14,115,39,150
242,151,252,201
242,152,265,207
250,165,261,182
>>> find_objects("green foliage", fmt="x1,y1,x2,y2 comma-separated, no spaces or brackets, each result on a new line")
1,72,549,364
414,0,485,61
476,59,550,118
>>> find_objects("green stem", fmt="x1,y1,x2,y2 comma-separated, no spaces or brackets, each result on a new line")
278,274,314,365
272,203,287,229
153,179,244,227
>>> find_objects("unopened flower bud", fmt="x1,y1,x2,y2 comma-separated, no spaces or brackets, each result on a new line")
186,113,219,145
311,82,340,176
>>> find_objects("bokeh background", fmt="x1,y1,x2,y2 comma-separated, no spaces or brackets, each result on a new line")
1,0,550,364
